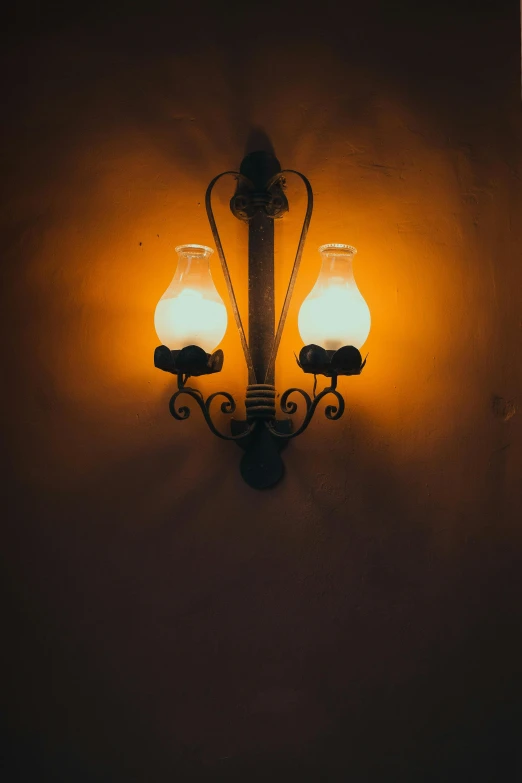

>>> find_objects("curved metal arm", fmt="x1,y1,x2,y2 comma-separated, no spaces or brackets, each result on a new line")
264,170,314,383
169,385,255,441
265,377,345,440
205,171,257,383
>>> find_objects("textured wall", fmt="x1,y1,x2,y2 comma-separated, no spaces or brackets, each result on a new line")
3,2,522,780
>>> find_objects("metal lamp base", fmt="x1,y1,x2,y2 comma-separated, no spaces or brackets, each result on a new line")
231,418,292,490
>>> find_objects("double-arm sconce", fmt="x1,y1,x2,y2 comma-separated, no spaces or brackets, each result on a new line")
154,151,370,489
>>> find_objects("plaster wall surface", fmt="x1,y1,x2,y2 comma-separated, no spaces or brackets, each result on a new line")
2,2,522,780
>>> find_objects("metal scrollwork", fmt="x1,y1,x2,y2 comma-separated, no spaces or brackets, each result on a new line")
280,387,312,416
168,384,254,441
265,377,345,440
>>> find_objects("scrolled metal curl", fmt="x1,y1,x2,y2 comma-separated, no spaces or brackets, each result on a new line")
206,390,236,416
279,387,312,416
168,387,254,441
266,380,345,440
324,389,345,420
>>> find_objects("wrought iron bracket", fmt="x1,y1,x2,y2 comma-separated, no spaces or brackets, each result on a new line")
166,374,350,489
156,150,362,489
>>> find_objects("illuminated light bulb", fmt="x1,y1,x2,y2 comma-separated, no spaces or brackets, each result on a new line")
298,243,371,350
154,244,227,352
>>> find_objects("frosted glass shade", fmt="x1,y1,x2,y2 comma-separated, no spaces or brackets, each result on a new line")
154,244,227,352
298,243,371,350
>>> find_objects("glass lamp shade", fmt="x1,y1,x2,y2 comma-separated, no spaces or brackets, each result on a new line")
154,244,227,353
298,243,371,350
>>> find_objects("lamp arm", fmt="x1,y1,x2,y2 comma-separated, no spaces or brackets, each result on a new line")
264,170,314,384
205,171,257,383
169,384,255,441
265,376,345,440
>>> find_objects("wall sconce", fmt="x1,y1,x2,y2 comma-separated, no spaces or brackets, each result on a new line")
154,151,370,488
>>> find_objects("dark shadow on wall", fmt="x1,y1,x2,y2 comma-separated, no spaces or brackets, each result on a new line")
244,127,275,158
4,394,522,781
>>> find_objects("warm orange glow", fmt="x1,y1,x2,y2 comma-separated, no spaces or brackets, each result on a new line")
14,80,514,471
